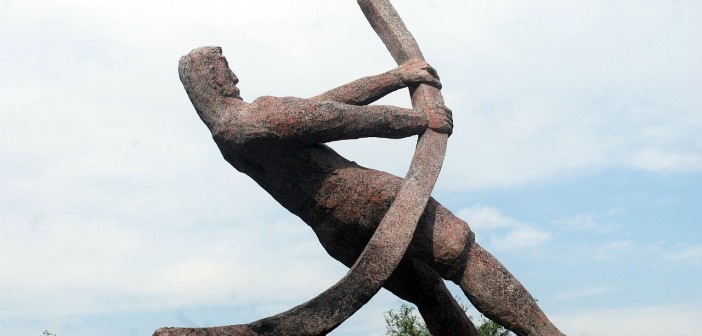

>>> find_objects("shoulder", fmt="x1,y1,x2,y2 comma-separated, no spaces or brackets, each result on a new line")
251,95,309,108
251,95,278,105
248,96,318,121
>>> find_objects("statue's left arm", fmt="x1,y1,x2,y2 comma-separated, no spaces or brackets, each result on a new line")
217,96,439,146
217,60,448,146
178,46,450,147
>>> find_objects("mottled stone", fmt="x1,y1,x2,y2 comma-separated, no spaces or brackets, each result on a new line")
154,1,565,336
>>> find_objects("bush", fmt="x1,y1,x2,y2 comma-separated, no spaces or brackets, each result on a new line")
384,303,513,336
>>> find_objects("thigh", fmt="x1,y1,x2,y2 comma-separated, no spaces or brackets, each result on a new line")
307,164,474,282
384,257,478,336
409,198,475,281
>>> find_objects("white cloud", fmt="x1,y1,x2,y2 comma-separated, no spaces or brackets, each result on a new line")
554,286,614,302
0,1,701,335
457,205,552,251
664,244,702,264
552,213,615,234
2,0,700,193
564,239,702,265
430,0,702,189
0,213,345,320
457,205,521,230
552,302,702,336
589,240,638,262
491,226,553,251
631,149,702,172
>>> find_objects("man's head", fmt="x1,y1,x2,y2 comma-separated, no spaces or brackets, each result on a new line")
179,46,246,129
211,50,242,100
179,46,242,101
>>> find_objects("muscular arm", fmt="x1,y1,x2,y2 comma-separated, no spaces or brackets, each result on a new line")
215,96,429,146
179,47,446,146
213,61,443,145
311,60,441,105
311,70,404,105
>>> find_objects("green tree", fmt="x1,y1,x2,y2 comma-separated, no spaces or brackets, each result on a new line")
475,317,512,336
384,303,513,336
384,303,431,336
41,331,56,336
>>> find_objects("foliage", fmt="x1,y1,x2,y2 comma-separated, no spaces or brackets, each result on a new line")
384,303,431,336
475,317,512,336
384,303,513,336
42,331,56,336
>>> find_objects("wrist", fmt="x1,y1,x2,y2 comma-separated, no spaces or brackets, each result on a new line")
388,68,407,88
417,109,430,131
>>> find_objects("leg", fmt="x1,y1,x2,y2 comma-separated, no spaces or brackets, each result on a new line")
308,167,563,335
406,198,564,336
311,207,477,335
384,258,478,336
459,243,565,336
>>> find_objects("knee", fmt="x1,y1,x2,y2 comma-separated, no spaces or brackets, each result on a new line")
411,199,475,281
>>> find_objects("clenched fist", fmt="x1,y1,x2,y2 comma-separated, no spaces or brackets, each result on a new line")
426,103,453,135
393,59,442,89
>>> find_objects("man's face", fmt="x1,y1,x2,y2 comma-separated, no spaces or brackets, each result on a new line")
214,55,242,99
227,69,242,99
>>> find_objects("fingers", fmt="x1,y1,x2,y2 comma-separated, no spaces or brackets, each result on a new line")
398,59,442,89
417,71,442,89
414,61,442,88
421,62,440,81
419,69,442,89
442,106,453,135
427,104,453,136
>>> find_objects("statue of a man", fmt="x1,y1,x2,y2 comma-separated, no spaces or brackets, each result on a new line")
178,46,564,336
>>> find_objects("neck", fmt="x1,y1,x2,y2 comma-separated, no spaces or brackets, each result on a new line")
197,96,248,131
179,46,249,130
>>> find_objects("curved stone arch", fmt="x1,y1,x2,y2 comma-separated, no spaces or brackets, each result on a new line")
153,1,455,335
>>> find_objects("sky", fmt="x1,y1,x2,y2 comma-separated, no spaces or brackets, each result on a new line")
1,0,700,335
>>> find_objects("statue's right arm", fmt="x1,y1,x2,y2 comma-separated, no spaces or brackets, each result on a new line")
311,60,441,105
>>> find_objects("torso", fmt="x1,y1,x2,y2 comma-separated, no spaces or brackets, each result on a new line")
213,96,407,260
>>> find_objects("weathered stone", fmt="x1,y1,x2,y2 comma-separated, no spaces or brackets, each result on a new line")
154,1,565,335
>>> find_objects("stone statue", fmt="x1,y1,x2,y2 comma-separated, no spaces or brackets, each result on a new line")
154,1,565,335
